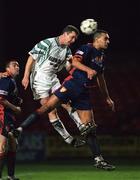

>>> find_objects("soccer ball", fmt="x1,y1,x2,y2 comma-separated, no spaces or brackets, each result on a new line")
80,19,98,35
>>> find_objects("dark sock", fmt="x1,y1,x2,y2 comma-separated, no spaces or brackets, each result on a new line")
21,112,40,129
7,151,16,177
86,132,101,157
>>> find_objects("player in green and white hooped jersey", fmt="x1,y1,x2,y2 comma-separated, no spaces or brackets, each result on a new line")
21,25,85,147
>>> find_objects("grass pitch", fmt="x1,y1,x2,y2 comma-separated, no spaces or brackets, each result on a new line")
2,159,140,180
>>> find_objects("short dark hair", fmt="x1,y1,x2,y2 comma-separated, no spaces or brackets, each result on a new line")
62,25,80,36
93,30,108,41
5,59,19,69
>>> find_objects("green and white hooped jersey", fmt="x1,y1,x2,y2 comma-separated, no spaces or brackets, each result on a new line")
29,37,72,74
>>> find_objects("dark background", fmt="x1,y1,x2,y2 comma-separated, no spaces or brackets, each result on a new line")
1,0,140,135
1,1,140,57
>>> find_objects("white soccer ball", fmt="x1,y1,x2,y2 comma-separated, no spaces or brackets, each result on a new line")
80,19,98,35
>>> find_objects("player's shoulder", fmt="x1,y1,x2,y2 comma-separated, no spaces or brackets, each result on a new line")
0,76,12,90
77,43,92,55
40,37,54,46
0,76,11,82
80,43,92,50
44,37,54,42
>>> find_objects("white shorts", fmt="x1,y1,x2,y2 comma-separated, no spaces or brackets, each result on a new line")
30,71,61,100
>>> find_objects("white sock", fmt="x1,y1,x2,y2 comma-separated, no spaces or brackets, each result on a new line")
67,108,85,131
50,118,73,144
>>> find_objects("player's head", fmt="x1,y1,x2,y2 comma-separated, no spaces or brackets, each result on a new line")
59,25,80,46
5,59,20,77
62,25,80,35
93,30,110,49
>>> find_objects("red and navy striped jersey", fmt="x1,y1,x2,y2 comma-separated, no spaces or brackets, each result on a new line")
71,43,105,85
0,76,18,113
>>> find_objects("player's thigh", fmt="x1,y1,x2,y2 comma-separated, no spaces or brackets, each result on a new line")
77,110,93,124
40,97,50,105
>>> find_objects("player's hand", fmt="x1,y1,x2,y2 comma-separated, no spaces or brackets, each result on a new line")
86,69,97,80
106,97,115,112
15,106,22,114
0,72,9,79
22,77,29,90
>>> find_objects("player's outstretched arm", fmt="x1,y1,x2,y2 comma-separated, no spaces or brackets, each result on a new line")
22,55,35,90
0,97,21,114
97,73,115,111
71,56,97,79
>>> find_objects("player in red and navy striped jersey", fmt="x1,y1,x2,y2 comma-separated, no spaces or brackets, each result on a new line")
0,60,21,180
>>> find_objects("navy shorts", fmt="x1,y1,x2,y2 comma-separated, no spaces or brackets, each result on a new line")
54,79,92,110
